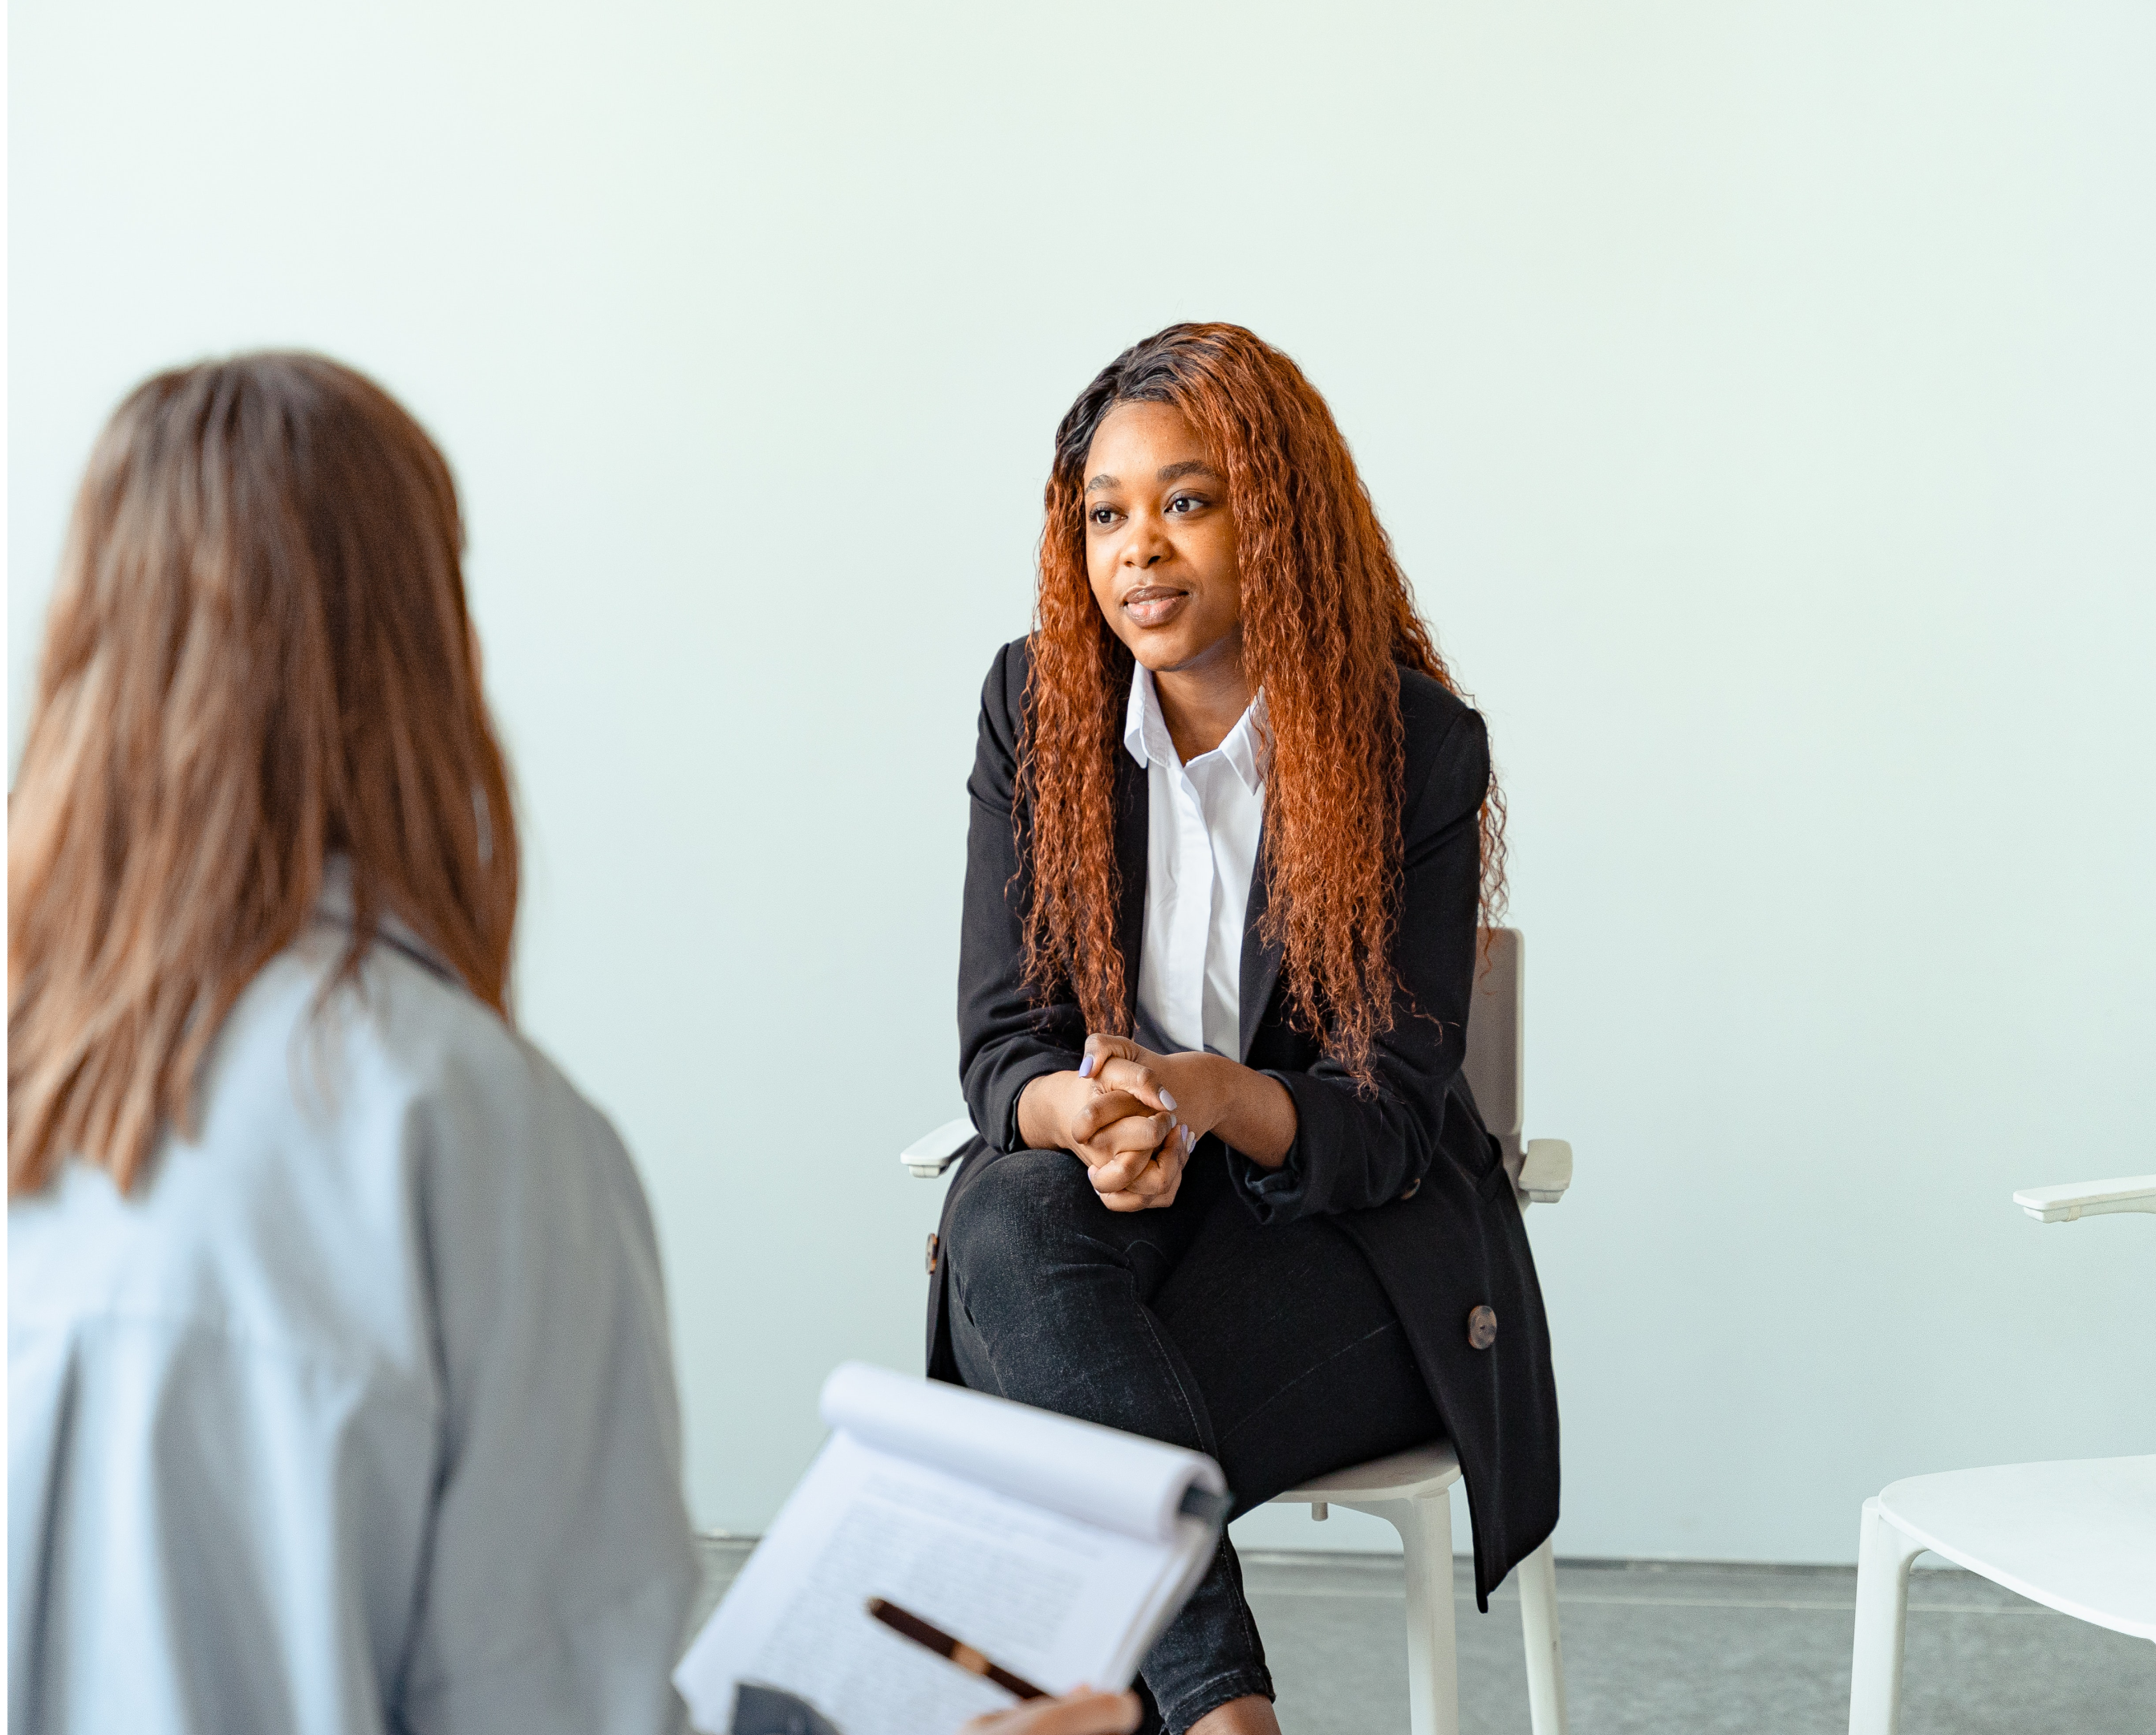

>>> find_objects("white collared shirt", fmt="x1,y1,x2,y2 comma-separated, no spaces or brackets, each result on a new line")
1125,666,1268,1060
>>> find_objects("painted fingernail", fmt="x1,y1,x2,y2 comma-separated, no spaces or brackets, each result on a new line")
1184,1127,1196,1152
1078,1054,1095,1079
1159,1091,1177,1111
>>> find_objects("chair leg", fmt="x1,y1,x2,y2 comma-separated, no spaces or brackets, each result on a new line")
1848,1496,1926,1735
1365,1493,1461,1735
1516,1536,1569,1735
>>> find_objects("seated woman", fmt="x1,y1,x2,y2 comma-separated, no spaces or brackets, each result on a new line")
6,355,700,1733
929,324,1561,1735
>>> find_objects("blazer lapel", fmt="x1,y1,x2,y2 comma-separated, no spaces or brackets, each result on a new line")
1114,745,1148,1034
1238,826,1284,1060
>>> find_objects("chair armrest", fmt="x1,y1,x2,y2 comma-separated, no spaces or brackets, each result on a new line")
1518,1138,1573,1205
2012,1175,2156,1223
899,1113,977,1179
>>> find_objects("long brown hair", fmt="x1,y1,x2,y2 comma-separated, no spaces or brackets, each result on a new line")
1020,323,1505,1079
8,353,518,1196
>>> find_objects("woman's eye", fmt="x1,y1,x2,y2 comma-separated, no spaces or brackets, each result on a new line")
1090,506,1119,526
1168,494,1202,514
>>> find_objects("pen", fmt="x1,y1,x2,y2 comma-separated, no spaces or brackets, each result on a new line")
864,1598,1048,1700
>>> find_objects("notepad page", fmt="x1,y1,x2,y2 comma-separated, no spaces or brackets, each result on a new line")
821,1360,1223,1544
673,1432,1209,1735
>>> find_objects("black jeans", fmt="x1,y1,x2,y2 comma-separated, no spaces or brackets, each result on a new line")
942,1144,1442,1733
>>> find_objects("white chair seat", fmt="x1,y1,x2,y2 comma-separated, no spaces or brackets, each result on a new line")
1277,1440,1461,1506
1848,1183,2155,1733
1877,1455,2156,1640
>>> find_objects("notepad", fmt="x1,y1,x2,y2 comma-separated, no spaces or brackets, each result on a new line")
672,1363,1228,1735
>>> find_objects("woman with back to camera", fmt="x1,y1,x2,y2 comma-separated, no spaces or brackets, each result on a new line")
2,355,707,1734
6,351,1159,1735
929,325,1561,1735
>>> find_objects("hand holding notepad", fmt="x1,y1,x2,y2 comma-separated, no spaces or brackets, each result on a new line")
960,1688,1143,1735
672,1364,1228,1735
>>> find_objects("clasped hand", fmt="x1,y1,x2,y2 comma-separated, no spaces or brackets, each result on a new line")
1020,1035,1214,1213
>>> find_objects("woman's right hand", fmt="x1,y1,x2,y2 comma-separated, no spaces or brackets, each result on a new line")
1016,1068,1188,1212
960,1688,1143,1735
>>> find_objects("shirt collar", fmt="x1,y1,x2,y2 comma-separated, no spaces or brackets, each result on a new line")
1122,665,1269,794
313,855,459,984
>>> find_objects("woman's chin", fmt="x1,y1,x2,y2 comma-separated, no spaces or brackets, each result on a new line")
1131,631,1235,677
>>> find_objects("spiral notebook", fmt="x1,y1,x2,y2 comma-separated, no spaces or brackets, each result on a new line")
672,1363,1228,1735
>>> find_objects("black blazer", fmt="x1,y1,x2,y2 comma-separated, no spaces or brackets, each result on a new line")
928,638,1559,1608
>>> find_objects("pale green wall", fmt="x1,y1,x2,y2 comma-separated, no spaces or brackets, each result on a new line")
10,1,2153,1562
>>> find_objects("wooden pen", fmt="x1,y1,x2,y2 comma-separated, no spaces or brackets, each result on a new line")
864,1598,1049,1700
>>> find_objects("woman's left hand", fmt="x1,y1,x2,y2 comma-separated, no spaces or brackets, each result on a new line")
1078,1035,1212,1209
1082,1035,1216,1141
1081,1032,1299,1177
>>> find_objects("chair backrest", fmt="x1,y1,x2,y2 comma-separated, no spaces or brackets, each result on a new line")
1461,927,1524,1173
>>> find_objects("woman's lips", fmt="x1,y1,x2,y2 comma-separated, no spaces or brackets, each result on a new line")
1122,587,1188,628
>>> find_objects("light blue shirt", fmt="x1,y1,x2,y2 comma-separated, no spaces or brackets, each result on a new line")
9,893,699,1734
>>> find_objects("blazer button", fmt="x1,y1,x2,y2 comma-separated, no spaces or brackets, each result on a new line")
925,1233,940,1276
1399,1179,1420,1201
1467,1305,1497,1351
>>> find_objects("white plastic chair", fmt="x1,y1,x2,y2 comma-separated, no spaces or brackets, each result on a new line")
1845,1174,2156,1735
902,928,1573,1735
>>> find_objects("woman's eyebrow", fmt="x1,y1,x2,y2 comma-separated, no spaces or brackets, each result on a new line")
1085,473,1120,495
1157,460,1221,482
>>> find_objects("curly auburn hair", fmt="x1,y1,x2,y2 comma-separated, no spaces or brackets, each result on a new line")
1017,322,1505,1079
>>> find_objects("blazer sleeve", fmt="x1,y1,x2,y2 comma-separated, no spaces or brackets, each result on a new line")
957,640,1089,1152
1232,703,1491,1222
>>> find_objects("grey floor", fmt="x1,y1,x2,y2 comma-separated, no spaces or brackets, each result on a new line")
692,1537,2154,1734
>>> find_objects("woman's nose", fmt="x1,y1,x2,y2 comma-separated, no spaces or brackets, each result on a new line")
1123,514,1171,567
